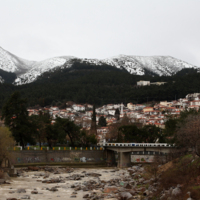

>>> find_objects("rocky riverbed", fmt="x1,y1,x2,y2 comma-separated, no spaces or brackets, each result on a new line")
0,165,157,200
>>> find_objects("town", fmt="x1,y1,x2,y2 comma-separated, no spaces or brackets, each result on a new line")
26,92,200,143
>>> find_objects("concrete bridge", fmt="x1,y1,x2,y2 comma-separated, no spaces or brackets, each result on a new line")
102,143,174,168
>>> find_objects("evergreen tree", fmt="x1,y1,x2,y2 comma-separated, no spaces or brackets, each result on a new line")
1,92,35,149
91,105,97,135
115,108,120,120
29,110,52,148
98,116,107,127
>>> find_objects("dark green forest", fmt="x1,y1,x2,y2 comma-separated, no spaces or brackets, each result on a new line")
0,61,200,108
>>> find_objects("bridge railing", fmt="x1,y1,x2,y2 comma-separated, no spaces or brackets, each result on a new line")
131,151,167,155
12,146,105,151
98,142,174,147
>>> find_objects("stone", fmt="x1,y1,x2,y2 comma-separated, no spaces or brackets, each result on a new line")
119,192,132,200
31,190,38,194
28,166,39,171
143,180,150,184
83,194,89,198
143,190,149,196
21,195,30,199
104,186,118,193
124,183,132,189
172,187,181,196
50,187,58,192
17,188,26,193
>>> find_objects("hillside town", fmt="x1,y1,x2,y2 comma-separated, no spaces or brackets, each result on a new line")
25,93,200,143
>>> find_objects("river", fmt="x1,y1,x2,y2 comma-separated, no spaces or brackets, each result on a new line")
0,167,130,200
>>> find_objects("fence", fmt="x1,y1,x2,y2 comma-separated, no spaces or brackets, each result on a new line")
12,146,104,151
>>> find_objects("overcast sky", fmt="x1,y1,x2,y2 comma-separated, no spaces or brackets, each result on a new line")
0,0,200,66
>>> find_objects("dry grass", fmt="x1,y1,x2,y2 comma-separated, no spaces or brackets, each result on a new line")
151,154,200,199
157,160,174,174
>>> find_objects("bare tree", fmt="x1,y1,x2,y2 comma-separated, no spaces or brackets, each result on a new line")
106,115,132,142
176,114,200,157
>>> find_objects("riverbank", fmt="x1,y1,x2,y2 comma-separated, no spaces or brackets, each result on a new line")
14,162,107,168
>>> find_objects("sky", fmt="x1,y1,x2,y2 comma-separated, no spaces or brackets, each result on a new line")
0,0,200,66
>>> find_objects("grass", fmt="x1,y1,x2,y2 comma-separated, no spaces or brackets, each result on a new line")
151,153,200,199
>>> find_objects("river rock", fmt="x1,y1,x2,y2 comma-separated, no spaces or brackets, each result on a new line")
119,192,132,200
21,195,30,199
138,178,145,183
31,190,38,194
124,183,132,189
104,186,118,193
143,190,149,196
17,188,26,193
49,187,58,192
28,166,39,171
172,187,181,196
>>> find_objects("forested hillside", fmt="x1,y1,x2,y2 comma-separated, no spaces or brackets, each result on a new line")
0,62,199,108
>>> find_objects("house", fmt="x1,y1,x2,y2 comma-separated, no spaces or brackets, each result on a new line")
150,82,167,86
27,109,39,116
72,104,85,111
160,101,172,107
186,93,200,101
50,106,59,111
188,105,200,111
190,100,200,106
108,109,116,116
143,107,154,113
127,103,134,110
137,80,150,86
85,111,93,117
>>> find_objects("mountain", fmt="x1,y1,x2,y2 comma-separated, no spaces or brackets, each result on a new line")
0,46,198,85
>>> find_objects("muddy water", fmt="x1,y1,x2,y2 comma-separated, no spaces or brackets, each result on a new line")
0,168,129,200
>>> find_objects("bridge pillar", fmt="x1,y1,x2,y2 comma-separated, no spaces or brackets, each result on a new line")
106,150,116,166
118,152,131,168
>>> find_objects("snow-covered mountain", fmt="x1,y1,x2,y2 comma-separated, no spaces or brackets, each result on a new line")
0,46,198,85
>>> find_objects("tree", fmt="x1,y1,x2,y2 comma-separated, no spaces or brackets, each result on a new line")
175,114,200,157
98,116,107,127
29,111,53,148
79,130,97,147
164,109,200,144
1,92,35,149
117,124,165,143
118,125,142,142
0,127,15,166
142,125,165,143
54,117,81,147
91,105,97,135
114,108,120,120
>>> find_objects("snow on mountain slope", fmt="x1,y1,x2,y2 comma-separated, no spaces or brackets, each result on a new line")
0,46,35,75
102,55,196,76
14,56,74,85
0,46,199,85
0,76,4,83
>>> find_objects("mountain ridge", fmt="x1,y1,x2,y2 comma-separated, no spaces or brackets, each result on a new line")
0,46,198,85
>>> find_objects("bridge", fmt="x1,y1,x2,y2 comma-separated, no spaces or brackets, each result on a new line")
99,142,174,168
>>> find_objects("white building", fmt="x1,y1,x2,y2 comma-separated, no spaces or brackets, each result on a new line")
137,80,150,86
72,104,85,111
